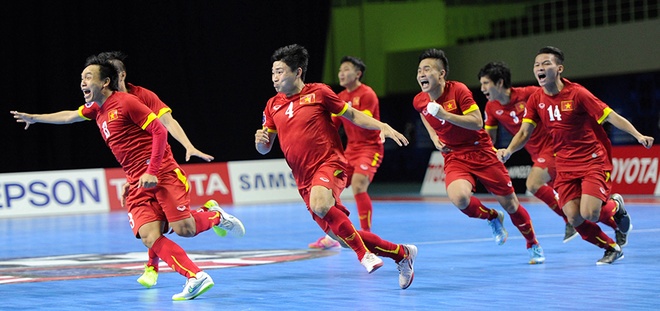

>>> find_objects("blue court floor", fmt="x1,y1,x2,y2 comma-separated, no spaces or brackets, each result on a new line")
1,195,658,310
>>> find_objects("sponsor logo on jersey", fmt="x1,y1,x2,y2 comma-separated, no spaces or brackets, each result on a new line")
539,103,545,109
320,177,330,183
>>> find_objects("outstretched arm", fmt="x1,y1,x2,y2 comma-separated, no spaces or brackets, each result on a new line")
605,110,654,148
10,110,85,130
498,122,535,163
341,106,409,146
159,112,214,162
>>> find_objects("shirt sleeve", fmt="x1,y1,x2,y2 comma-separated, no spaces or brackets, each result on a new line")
576,87,612,124
262,98,277,133
322,85,349,116
483,102,498,128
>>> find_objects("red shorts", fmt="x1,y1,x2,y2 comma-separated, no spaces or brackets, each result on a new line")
298,163,349,233
344,148,383,187
444,148,515,196
531,148,557,184
125,167,191,237
554,169,612,208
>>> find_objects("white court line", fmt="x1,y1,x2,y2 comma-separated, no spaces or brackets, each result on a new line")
412,228,660,245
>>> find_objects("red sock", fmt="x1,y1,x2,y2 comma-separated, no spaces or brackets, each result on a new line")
359,230,406,262
151,236,201,278
574,220,617,250
599,199,618,230
147,248,160,272
354,192,373,232
460,196,498,220
509,205,538,248
534,185,567,222
323,206,368,260
192,211,221,236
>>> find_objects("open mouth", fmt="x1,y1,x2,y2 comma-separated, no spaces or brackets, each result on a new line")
420,79,429,88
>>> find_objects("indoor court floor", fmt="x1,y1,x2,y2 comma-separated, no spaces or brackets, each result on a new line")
1,195,658,310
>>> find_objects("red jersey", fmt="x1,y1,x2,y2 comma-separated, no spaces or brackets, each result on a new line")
335,83,383,153
523,78,613,172
484,86,553,158
262,83,349,189
126,83,172,117
79,92,178,182
78,83,172,117
413,81,493,151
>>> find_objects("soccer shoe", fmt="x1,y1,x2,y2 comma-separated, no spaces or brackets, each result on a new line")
137,264,158,288
172,271,215,301
615,230,629,247
612,193,631,246
397,244,417,289
487,210,508,245
360,252,384,274
308,236,341,249
528,244,546,264
596,247,624,265
204,200,246,238
563,223,579,243
612,193,631,233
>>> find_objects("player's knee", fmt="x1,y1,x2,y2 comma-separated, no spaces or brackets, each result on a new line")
171,219,197,237
526,182,542,194
310,204,331,217
449,194,470,209
140,232,160,248
581,210,599,222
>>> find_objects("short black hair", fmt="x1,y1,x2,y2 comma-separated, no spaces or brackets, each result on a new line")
418,48,449,77
340,56,366,80
477,61,511,88
97,51,128,72
271,44,309,81
84,55,119,91
537,46,564,64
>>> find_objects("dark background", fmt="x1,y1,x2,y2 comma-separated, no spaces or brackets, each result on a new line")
1,1,331,173
2,1,659,187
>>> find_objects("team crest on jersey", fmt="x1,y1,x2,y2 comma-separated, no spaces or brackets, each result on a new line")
108,109,119,122
516,102,526,112
300,93,316,105
352,97,360,107
442,100,457,112
561,100,574,111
